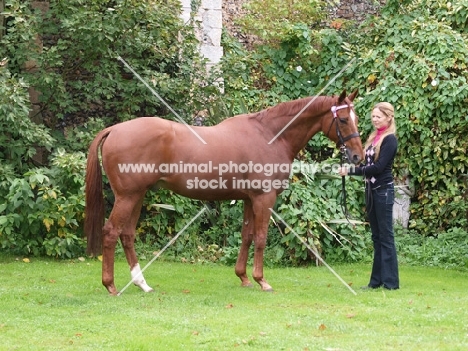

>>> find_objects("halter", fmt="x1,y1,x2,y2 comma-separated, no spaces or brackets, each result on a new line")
330,103,360,146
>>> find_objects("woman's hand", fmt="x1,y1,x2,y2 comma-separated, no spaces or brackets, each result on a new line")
337,166,348,176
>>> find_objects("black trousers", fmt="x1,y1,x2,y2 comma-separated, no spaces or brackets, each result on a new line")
366,183,400,289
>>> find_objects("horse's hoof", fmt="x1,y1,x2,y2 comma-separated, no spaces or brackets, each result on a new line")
106,286,119,296
263,288,274,293
134,282,155,293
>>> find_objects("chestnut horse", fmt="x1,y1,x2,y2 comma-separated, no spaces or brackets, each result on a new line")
85,90,364,295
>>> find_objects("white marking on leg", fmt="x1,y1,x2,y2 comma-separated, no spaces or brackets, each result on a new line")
117,208,206,296
131,264,154,293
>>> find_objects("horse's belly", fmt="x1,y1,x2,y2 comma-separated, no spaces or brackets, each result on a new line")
157,174,289,200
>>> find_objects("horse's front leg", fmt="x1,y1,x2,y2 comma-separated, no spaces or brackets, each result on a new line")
235,199,254,287
251,193,276,292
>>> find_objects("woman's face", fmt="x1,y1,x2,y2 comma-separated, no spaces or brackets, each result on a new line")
371,108,391,130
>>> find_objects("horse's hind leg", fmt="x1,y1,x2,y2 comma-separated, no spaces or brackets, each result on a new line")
101,193,151,295
235,199,254,287
101,218,120,295
120,194,154,293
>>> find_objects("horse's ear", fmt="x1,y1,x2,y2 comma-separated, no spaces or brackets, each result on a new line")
338,90,347,103
348,89,359,102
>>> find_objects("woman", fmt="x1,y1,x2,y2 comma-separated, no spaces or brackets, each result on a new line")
339,102,399,290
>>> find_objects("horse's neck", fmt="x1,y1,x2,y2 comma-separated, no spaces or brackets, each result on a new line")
270,97,330,157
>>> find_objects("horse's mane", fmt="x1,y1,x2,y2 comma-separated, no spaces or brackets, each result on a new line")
254,96,335,122
220,96,336,124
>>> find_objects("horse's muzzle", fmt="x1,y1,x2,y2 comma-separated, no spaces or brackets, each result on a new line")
348,151,363,165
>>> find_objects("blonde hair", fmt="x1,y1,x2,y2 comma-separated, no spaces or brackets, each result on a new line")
364,102,396,160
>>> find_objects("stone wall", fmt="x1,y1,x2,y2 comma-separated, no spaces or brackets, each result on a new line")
222,0,387,46
180,0,223,72
330,0,387,22
180,0,387,68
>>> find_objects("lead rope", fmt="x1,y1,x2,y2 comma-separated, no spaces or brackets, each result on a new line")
363,170,373,221
339,145,355,226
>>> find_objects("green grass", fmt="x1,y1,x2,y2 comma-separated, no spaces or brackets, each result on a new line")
0,254,467,351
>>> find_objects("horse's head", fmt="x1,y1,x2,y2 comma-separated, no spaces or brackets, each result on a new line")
324,90,364,164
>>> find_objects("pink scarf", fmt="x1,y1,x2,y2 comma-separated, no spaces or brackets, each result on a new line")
372,127,387,146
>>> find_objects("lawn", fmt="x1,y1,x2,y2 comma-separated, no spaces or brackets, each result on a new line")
0,254,467,351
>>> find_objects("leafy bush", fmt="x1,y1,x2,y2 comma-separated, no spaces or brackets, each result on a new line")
0,0,219,258
2,0,468,267
1,0,218,125
216,0,468,266
0,67,54,176
396,226,468,269
274,159,370,265
309,0,468,234
236,0,325,44
0,150,86,257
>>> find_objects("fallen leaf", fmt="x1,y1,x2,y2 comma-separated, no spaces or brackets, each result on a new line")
192,331,199,335
78,257,85,262
97,255,103,262
319,323,327,331
367,73,377,83
182,289,190,294
75,333,82,337
259,331,267,336
49,279,56,284
22,258,30,263
225,303,234,309
346,313,355,319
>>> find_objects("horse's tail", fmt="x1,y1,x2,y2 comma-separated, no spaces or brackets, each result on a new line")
84,127,112,256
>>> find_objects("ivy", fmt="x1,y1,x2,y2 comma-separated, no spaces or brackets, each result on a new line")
337,1,468,234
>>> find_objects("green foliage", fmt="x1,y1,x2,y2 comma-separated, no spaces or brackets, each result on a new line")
218,0,468,262
2,0,468,266
336,0,468,234
1,0,217,124
218,1,326,112
0,0,218,258
396,226,468,269
236,0,325,43
257,23,321,100
274,159,370,264
0,150,86,257
132,189,205,261
0,67,54,174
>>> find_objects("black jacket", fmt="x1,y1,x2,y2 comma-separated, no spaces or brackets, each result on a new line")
349,134,397,189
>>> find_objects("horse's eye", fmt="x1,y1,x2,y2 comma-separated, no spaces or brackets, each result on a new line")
339,118,348,124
